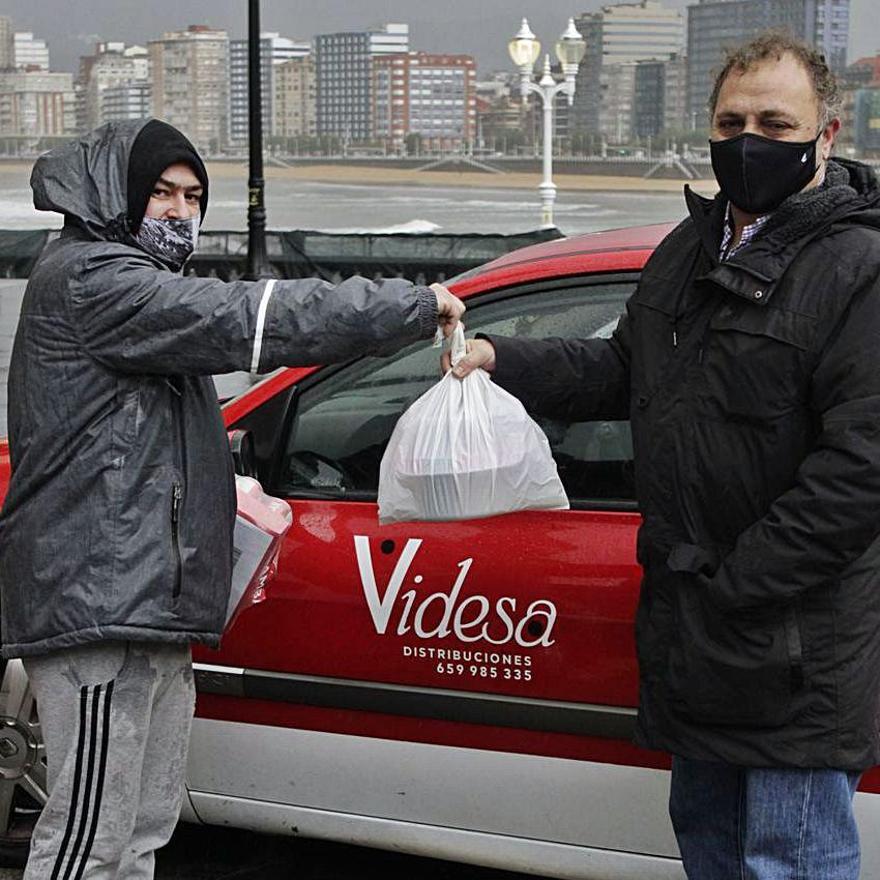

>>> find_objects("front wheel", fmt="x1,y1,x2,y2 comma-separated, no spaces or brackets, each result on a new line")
0,659,46,867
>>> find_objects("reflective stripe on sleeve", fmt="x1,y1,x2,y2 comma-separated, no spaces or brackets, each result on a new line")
250,279,277,374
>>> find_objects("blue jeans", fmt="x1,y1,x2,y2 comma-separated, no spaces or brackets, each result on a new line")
669,757,861,880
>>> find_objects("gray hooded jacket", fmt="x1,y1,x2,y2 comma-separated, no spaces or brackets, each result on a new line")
0,119,438,658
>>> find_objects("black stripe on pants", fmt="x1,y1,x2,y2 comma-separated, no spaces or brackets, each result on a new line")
49,682,114,880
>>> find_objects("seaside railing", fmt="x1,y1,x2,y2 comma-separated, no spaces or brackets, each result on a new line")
0,228,564,283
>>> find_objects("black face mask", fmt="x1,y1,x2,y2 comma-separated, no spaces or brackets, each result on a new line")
710,130,823,215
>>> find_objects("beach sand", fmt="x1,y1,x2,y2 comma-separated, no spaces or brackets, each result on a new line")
222,161,720,195
0,157,718,195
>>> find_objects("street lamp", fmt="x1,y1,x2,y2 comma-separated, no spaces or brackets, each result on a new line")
245,0,273,279
508,17,586,228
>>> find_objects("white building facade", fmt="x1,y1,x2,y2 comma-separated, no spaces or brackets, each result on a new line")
228,33,310,149
0,70,74,140
273,55,317,140
13,32,49,71
78,42,149,131
148,25,229,153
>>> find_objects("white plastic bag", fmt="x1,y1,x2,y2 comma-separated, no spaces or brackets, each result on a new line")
378,325,569,524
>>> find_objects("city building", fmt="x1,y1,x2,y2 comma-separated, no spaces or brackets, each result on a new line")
315,23,409,140
273,54,317,141
373,52,476,152
633,53,687,139
572,1,685,138
0,70,75,146
0,17,13,70
854,87,880,156
148,25,229,154
686,0,851,127
13,32,49,71
838,55,880,153
102,81,151,123
228,32,309,149
599,62,638,144
77,42,148,131
475,95,526,153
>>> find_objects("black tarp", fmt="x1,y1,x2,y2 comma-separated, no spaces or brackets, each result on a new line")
0,228,564,283
0,230,57,278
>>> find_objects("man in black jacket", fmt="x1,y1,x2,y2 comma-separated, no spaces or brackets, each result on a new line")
448,33,880,880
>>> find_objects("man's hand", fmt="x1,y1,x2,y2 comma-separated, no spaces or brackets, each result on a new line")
441,337,497,379
431,283,465,338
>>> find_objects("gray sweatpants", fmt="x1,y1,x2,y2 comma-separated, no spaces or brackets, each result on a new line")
21,641,195,880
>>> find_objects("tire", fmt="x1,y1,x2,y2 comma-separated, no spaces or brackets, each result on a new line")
0,659,46,868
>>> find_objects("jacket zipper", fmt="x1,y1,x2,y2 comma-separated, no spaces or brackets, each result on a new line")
171,482,183,598
168,376,187,601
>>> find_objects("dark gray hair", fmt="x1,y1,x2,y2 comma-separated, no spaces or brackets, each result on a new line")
708,31,842,128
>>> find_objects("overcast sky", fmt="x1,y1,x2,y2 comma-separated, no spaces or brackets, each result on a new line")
4,0,877,76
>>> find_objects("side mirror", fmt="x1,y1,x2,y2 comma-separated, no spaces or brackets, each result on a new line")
227,429,258,478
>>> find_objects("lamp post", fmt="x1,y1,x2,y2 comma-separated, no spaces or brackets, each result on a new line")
508,18,586,229
245,0,273,279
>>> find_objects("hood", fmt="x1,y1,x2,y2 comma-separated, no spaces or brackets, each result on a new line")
31,119,151,242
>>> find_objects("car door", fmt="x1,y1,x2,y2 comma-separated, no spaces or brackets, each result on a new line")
192,275,679,860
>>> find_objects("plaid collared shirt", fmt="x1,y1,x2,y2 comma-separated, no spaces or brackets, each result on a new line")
719,203,770,261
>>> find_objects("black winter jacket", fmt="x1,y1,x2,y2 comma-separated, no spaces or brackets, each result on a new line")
486,159,880,769
0,120,438,658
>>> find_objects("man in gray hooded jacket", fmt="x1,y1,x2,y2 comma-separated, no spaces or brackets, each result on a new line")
0,118,464,879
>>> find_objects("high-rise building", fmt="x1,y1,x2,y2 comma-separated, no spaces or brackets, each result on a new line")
838,55,880,151
854,87,880,154
273,55,317,140
0,17,14,70
228,33,310,148
13,32,49,71
373,52,476,152
148,25,229,154
0,70,75,139
572,1,685,136
77,42,149,131
599,62,638,144
315,23,409,140
633,53,687,138
102,81,151,124
687,0,851,127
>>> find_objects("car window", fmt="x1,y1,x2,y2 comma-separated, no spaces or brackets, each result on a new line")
278,280,636,506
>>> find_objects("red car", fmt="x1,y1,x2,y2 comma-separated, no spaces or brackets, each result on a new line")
2,224,880,877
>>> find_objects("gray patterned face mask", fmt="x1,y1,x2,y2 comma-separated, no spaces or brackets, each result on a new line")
134,216,199,268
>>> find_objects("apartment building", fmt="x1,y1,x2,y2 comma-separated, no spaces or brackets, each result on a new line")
373,52,476,151
687,0,850,125
273,54,317,139
315,23,409,140
77,42,148,130
148,25,229,153
572,1,685,135
228,33,309,148
13,32,49,71
0,69,74,138
0,17,13,70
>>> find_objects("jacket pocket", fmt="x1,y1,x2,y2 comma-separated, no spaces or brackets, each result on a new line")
665,583,804,728
701,305,815,423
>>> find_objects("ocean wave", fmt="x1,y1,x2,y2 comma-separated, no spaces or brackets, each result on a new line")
310,219,443,234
